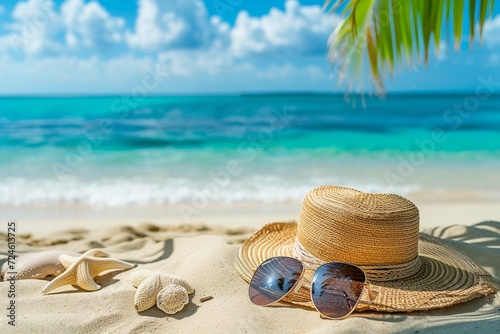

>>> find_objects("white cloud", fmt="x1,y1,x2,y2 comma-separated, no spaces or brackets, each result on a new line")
2,0,125,55
0,51,333,94
1,0,334,59
0,5,5,14
483,15,500,47
436,42,447,61
256,62,327,80
126,0,230,51
0,0,336,93
0,54,158,93
7,0,62,55
231,0,339,57
158,49,233,77
126,0,336,56
61,0,125,50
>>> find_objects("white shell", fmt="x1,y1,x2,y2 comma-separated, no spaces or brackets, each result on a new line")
156,284,189,314
134,274,163,312
129,269,154,288
159,274,195,295
131,272,194,314
0,250,80,281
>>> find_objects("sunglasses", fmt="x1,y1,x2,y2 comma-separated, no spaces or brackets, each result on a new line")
248,256,373,319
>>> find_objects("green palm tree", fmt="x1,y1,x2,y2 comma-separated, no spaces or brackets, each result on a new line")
326,0,496,94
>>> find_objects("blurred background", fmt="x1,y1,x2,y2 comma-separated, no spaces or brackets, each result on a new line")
0,0,499,230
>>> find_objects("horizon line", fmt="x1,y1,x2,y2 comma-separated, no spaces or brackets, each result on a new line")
0,90,497,98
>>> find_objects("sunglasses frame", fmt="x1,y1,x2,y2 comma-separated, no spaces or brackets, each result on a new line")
309,261,368,320
249,256,371,320
248,257,306,306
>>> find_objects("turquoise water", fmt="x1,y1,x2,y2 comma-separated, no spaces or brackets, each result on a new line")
1,94,499,207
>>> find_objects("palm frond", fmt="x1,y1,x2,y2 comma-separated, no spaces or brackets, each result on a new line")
325,0,496,95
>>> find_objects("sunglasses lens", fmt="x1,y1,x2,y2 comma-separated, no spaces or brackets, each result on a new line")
311,262,365,319
249,257,304,306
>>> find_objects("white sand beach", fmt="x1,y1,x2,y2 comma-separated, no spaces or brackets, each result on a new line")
2,0,500,332
0,201,499,333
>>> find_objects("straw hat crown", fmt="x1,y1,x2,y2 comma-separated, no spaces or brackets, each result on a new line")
297,186,420,267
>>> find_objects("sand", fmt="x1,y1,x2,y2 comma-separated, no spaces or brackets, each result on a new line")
0,202,499,333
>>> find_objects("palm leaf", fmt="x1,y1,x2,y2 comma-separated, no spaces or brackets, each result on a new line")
325,0,496,95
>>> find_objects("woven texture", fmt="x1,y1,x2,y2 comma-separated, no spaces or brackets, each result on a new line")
235,186,498,312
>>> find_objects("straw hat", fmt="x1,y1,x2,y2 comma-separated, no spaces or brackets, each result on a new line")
236,185,498,312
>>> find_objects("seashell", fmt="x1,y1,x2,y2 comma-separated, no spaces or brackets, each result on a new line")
129,269,154,288
132,272,195,313
200,295,213,303
0,250,80,281
156,284,189,315
158,274,195,295
134,274,163,312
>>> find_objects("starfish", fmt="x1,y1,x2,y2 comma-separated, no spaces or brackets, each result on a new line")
42,249,135,294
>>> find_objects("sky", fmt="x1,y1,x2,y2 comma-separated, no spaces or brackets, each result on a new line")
0,0,499,95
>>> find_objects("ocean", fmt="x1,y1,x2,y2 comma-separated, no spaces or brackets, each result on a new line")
1,94,500,209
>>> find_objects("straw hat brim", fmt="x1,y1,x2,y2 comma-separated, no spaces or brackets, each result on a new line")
236,222,498,312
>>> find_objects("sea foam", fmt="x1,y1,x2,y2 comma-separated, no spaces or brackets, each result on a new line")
0,177,421,208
